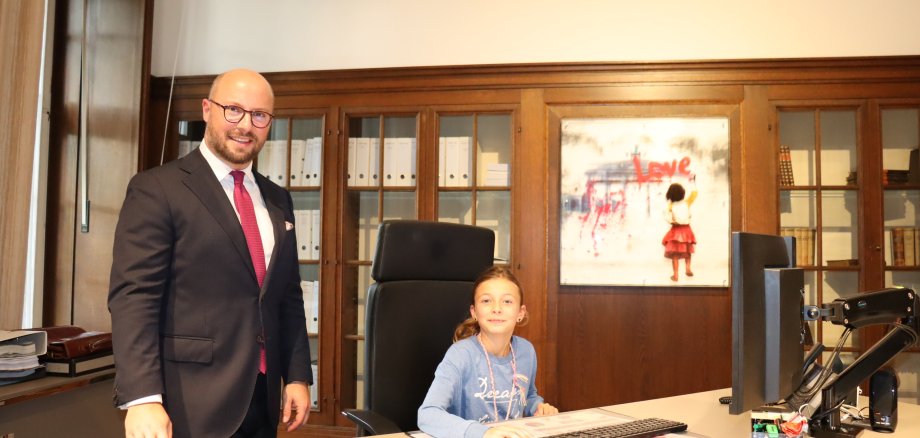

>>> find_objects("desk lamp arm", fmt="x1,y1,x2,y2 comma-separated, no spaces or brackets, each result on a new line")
806,288,919,436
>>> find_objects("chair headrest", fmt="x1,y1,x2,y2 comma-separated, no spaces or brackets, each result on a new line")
371,220,495,282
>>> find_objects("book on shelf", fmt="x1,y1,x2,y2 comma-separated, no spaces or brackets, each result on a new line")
910,149,920,184
846,171,857,185
906,228,917,266
43,350,114,377
826,259,858,267
883,169,910,185
778,145,794,186
780,227,815,267
889,227,920,267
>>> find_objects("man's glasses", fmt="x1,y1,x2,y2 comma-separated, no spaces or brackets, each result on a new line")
208,99,274,128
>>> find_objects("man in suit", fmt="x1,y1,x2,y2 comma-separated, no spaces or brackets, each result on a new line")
108,68,312,438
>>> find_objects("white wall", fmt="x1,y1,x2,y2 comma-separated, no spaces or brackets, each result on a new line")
152,0,920,77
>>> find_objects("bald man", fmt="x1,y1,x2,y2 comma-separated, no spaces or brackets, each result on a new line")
109,69,312,438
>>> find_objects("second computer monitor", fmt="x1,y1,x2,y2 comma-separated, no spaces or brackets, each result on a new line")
730,231,806,415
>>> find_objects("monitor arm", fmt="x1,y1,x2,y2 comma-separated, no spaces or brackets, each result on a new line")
803,288,919,437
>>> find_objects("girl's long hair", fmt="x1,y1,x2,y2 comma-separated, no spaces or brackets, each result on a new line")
453,265,529,342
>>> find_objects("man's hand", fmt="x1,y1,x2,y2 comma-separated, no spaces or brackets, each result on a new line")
281,382,311,431
533,402,559,416
125,403,172,438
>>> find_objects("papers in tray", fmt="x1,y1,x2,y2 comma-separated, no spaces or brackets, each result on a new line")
0,330,48,384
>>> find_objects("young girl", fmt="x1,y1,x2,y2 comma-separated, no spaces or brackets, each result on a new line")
418,266,558,438
662,180,698,282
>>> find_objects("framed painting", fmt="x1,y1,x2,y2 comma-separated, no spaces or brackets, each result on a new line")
559,117,730,287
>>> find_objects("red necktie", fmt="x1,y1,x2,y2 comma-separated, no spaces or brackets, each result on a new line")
230,170,267,374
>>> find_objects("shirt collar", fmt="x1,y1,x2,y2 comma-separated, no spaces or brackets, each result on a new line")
199,139,255,183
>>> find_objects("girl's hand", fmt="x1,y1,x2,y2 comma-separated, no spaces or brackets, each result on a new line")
485,424,533,438
533,402,559,416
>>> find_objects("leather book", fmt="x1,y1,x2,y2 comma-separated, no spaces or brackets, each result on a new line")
30,326,113,360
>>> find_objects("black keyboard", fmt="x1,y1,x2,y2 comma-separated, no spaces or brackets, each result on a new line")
545,417,688,437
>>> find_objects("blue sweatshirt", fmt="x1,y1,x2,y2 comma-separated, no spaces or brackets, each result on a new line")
417,335,544,438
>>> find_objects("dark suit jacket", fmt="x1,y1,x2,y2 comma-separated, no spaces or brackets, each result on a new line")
108,148,312,438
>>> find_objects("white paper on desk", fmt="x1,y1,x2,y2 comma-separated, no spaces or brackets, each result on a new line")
503,409,632,436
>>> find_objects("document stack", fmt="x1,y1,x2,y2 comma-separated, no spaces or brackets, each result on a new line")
289,137,323,187
483,163,510,186
301,280,320,334
257,140,289,185
35,326,114,377
293,209,321,260
310,361,319,408
438,136,472,187
347,137,417,187
0,330,47,386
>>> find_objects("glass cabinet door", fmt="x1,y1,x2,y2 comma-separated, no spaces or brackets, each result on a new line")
343,114,418,410
881,106,920,404
437,113,512,262
256,116,326,411
777,108,861,354
176,119,205,159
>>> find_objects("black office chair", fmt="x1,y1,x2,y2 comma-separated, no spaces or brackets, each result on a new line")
342,220,495,435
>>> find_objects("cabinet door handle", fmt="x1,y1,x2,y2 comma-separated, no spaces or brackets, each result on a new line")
78,0,90,233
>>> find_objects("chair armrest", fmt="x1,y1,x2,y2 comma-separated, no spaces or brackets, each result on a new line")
341,409,403,435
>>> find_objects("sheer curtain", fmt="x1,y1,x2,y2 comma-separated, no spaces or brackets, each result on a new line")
0,0,47,329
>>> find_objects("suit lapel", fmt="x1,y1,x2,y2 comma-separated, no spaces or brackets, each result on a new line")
179,149,258,285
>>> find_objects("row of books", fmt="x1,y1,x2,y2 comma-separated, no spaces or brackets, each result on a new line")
890,227,920,267
778,145,794,186
301,280,320,334
347,137,417,187
438,136,473,187
289,138,324,187
294,209,321,260
779,227,816,267
310,362,319,408
258,139,324,187
846,170,912,185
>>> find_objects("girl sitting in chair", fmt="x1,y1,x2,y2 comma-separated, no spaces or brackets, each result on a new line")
418,266,558,438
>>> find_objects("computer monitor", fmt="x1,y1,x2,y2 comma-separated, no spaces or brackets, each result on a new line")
730,231,806,415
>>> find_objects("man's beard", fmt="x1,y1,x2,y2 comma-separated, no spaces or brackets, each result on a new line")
205,125,264,165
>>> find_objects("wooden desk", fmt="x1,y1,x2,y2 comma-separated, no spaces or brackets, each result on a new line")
605,388,920,438
378,388,920,437
0,370,124,437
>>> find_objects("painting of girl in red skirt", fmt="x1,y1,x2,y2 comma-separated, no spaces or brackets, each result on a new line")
662,177,697,282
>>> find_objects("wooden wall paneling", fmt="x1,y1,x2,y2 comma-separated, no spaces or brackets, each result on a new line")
543,84,744,105
140,77,174,171
317,106,340,424
516,88,551,400
0,0,46,328
859,100,888,349
739,85,774,233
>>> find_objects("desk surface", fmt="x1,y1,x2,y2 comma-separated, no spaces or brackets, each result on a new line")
0,369,115,407
606,388,920,438
382,388,920,437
